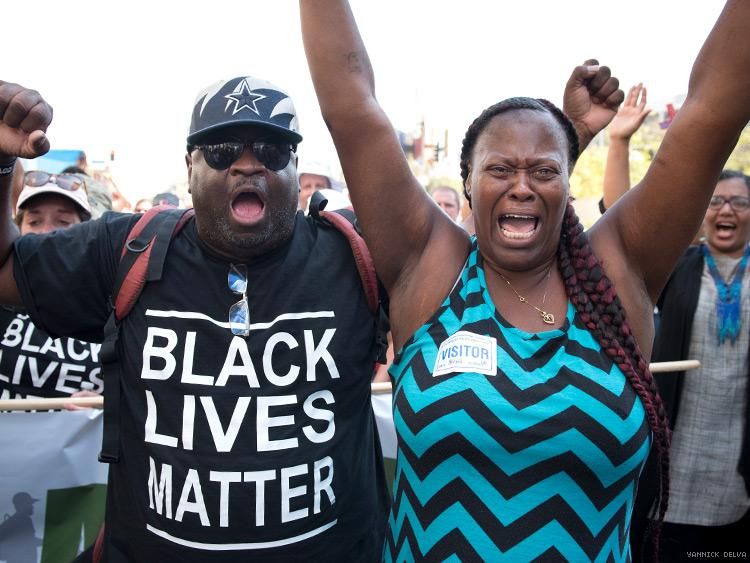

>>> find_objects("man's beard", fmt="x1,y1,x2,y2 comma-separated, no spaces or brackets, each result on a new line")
206,201,297,259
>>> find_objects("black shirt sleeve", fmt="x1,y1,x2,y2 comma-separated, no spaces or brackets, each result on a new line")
13,211,139,342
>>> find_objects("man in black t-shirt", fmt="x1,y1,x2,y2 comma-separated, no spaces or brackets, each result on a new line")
0,77,389,562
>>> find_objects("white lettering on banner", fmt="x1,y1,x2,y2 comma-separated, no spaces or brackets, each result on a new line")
56,363,86,394
145,457,336,540
1,316,25,346
0,352,102,393
39,336,65,359
21,322,40,353
0,312,103,393
27,356,56,387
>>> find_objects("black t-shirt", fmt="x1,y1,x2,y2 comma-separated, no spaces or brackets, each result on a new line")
0,306,102,399
14,212,389,562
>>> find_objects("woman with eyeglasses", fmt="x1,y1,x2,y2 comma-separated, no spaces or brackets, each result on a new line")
630,170,750,559
300,0,750,560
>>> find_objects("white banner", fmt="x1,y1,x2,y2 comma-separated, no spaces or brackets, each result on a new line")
0,410,108,563
371,392,396,460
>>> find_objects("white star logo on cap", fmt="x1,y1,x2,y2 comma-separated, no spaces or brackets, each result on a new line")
224,78,266,116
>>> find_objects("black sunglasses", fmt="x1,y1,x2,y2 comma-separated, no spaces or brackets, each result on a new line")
190,141,295,172
24,171,85,192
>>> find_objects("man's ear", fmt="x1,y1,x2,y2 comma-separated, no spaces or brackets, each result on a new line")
185,153,193,193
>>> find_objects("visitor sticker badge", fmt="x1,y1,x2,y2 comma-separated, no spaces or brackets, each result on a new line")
433,331,497,376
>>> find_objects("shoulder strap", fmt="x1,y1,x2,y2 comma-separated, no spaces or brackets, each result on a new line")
99,206,194,464
309,191,379,314
113,206,195,322
309,191,389,365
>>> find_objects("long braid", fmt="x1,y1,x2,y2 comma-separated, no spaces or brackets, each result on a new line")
558,203,671,558
460,97,671,559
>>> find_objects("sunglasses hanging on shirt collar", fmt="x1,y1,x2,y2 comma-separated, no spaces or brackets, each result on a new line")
228,264,250,337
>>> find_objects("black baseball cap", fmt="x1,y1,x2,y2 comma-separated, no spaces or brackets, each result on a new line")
187,76,302,145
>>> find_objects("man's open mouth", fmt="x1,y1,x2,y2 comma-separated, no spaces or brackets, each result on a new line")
232,192,265,221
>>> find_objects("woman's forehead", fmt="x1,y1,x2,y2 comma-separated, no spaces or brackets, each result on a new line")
474,110,569,158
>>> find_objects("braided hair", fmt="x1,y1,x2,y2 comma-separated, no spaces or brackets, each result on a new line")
459,98,671,557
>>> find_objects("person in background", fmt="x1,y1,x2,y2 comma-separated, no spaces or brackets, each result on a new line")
0,171,102,401
301,0,750,559
298,168,332,211
151,191,180,208
633,169,750,560
600,83,651,213
133,197,152,213
429,185,462,222
60,165,113,219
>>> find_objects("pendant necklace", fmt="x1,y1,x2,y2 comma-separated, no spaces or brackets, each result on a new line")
498,264,555,325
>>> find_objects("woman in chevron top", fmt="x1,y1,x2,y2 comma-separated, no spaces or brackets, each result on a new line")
300,1,749,560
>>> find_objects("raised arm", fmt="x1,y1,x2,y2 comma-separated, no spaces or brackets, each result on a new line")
601,84,650,211
594,0,750,300
299,0,468,296
0,81,53,306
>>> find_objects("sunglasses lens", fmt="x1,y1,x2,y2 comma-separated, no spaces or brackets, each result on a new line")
254,143,290,171
228,264,248,294
229,299,250,336
56,174,83,191
24,171,49,187
203,143,243,170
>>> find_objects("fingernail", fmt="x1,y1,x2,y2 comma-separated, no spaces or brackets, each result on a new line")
586,65,599,72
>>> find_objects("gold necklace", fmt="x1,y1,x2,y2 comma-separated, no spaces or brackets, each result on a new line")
497,265,555,325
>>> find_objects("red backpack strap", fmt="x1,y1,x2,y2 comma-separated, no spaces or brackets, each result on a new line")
319,209,379,315
99,206,194,464
113,206,194,321
92,522,105,563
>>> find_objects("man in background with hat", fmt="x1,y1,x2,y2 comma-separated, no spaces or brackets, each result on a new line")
0,75,389,561
0,492,42,563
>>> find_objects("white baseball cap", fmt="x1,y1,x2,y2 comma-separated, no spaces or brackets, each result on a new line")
17,172,92,219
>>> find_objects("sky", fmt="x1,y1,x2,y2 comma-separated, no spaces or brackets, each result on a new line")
3,0,726,201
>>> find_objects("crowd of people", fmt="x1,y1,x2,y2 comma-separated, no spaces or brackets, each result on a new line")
0,0,748,561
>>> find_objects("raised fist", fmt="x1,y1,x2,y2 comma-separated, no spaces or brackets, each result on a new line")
0,81,53,161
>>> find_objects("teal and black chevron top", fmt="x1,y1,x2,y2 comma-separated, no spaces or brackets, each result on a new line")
385,240,651,562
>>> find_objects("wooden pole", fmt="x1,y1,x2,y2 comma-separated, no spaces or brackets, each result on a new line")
0,360,700,410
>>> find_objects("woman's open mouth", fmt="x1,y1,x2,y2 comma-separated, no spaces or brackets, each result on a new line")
498,214,538,240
